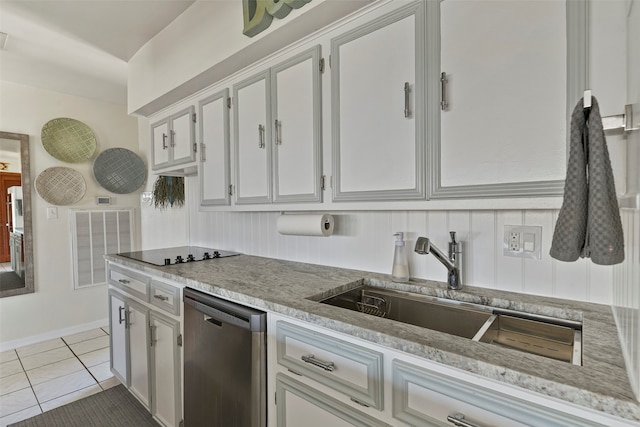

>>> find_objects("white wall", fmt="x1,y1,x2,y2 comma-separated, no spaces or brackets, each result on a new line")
128,0,373,115
0,81,139,346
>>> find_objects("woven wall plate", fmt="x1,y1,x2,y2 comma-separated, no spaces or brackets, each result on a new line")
41,118,97,163
93,148,146,194
35,167,86,205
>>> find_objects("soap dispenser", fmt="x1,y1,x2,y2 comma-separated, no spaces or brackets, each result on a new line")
392,232,410,283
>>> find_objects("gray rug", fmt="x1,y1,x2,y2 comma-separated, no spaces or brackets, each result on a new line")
9,385,159,427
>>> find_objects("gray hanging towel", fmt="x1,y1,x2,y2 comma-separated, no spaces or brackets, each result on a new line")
550,96,624,265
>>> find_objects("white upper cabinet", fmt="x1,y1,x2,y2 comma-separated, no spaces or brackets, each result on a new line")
146,0,589,210
151,120,170,168
234,71,272,204
233,46,323,205
199,89,231,206
430,0,587,198
331,1,427,202
272,47,323,204
151,106,197,171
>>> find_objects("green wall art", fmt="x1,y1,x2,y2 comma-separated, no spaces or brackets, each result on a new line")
243,0,311,37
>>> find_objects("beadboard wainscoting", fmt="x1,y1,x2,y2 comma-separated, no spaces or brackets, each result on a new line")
614,207,640,399
188,207,614,305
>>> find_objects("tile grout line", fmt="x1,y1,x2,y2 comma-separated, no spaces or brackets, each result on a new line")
3,329,111,421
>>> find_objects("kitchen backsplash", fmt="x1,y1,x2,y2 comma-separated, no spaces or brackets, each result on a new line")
187,205,614,306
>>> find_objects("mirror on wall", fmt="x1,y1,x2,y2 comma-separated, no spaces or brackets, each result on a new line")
0,131,34,297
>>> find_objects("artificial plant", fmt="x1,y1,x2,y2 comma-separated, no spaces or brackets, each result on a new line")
152,176,185,209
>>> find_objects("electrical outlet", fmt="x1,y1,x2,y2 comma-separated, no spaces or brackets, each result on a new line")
508,231,521,252
504,225,542,259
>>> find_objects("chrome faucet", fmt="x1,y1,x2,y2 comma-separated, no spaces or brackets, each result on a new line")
415,232,463,290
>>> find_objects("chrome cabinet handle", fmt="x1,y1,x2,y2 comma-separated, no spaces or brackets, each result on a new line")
274,119,282,145
118,306,125,325
441,72,448,111
301,354,335,372
447,413,483,427
258,124,265,148
170,130,176,147
149,324,157,347
404,82,411,118
154,294,169,301
162,133,168,150
200,143,206,162
118,279,130,284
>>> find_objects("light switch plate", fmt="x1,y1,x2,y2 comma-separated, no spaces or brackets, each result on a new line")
46,206,58,220
503,225,542,259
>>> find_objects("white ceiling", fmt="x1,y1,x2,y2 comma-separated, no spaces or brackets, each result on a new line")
0,0,195,105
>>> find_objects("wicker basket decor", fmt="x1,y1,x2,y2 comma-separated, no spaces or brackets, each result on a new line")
93,148,146,194
35,167,86,205
41,118,97,163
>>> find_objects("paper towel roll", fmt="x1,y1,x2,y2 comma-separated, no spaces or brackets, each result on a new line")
277,214,334,237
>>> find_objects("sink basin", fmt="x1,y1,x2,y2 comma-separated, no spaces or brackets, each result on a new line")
317,285,582,365
319,286,492,339
475,314,581,364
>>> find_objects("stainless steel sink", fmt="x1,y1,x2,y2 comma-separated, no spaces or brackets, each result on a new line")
319,286,493,339
318,285,582,365
475,313,582,364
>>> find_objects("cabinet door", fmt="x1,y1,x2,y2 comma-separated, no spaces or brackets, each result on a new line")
150,312,181,427
234,71,272,204
432,0,585,198
151,120,170,170
170,107,196,165
272,46,322,203
109,291,128,385
392,359,594,427
128,300,150,409
199,89,231,206
331,2,425,201
275,374,388,427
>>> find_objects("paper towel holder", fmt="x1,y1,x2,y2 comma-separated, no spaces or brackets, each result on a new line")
277,213,335,237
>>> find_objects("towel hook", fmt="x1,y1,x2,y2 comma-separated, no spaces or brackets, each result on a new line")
583,89,592,120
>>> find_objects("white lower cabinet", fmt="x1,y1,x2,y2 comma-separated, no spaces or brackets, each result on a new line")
108,291,128,385
392,359,580,427
127,300,151,408
275,374,390,427
268,313,634,427
108,263,183,427
150,312,182,427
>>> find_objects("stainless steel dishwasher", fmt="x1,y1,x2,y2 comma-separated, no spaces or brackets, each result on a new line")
183,288,266,427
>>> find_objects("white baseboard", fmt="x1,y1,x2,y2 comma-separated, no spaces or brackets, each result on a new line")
0,318,109,352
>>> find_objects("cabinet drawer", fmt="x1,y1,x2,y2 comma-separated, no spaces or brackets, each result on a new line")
108,264,150,302
150,280,180,315
276,321,383,409
275,373,390,427
392,359,601,427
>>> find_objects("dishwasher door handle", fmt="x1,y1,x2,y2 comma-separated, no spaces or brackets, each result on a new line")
204,315,223,327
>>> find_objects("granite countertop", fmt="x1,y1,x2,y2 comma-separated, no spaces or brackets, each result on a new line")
105,253,640,423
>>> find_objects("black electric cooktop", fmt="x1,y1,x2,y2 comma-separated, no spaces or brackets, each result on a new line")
118,246,241,266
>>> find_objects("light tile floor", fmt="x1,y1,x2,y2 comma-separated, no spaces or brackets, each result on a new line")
0,327,119,427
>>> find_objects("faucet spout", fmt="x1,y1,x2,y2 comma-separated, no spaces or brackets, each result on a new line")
414,236,462,290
